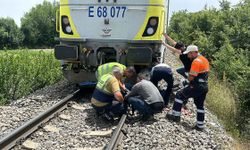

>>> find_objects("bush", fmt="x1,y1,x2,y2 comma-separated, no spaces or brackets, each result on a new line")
0,49,63,105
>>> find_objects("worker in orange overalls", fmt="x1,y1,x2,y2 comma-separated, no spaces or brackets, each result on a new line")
166,45,209,131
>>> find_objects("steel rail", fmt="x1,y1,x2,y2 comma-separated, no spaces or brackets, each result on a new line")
105,114,127,150
0,89,80,150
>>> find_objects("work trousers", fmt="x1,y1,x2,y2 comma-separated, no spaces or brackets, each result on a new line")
127,97,164,116
150,67,173,106
176,67,188,79
93,100,125,117
172,83,208,128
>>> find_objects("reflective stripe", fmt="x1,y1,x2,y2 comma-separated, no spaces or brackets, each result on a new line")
198,79,207,83
172,110,181,116
189,71,198,76
197,109,205,113
101,66,104,78
106,64,109,74
196,121,205,128
175,98,183,104
197,121,204,125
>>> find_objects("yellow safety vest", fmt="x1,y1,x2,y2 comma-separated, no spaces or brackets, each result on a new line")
97,62,126,80
96,74,113,95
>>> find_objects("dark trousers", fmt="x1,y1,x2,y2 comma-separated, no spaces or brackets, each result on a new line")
172,84,208,128
176,67,188,78
93,101,125,117
127,97,164,116
150,68,174,106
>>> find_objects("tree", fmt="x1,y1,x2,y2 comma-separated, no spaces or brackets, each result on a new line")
21,1,58,48
0,17,24,49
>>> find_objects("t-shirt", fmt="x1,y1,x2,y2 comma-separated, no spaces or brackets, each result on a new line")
179,53,192,71
151,63,172,76
126,80,163,105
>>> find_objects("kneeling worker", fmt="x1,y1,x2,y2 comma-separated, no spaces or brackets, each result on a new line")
125,73,164,121
91,67,126,121
96,62,136,92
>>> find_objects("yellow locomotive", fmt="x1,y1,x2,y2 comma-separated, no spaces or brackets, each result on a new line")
55,0,169,84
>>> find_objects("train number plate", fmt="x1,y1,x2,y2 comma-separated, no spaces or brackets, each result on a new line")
88,6,127,18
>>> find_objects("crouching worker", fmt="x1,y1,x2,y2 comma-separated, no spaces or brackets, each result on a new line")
125,73,164,121
150,63,174,107
96,62,136,93
91,67,126,122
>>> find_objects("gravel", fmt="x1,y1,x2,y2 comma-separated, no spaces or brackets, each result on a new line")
0,50,235,150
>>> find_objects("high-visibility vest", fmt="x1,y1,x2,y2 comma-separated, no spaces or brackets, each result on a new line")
96,62,126,80
93,73,116,103
189,55,209,83
96,74,113,94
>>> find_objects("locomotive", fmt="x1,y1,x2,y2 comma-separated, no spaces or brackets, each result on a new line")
54,0,169,84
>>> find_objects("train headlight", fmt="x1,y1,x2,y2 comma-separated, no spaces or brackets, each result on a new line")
65,26,72,33
143,17,158,36
147,27,154,35
63,17,69,25
61,15,73,35
149,18,157,26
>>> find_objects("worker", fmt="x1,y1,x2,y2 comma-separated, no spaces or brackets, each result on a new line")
125,73,164,121
166,45,209,131
96,62,136,92
96,62,135,80
162,33,192,110
162,33,192,79
150,63,174,107
91,67,126,122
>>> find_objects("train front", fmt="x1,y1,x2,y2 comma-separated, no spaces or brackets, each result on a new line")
54,0,167,84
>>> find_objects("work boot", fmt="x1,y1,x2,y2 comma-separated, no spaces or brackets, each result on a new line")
141,114,154,122
192,125,204,131
166,113,180,122
100,113,114,123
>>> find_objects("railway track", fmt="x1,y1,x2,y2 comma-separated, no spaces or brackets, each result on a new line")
0,90,80,149
0,88,127,150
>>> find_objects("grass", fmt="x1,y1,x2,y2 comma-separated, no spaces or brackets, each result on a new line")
205,73,250,149
206,73,239,136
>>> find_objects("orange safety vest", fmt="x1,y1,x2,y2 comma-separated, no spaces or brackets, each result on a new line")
189,55,209,83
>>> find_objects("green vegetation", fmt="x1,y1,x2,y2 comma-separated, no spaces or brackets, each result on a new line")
0,18,24,49
0,50,63,105
206,74,238,135
0,1,58,49
168,0,250,138
21,1,58,48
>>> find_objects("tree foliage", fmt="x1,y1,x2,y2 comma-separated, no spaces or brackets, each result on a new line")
168,0,250,137
0,18,24,49
21,1,58,48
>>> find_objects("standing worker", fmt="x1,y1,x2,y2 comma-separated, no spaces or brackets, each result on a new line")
162,33,192,110
162,33,192,79
166,45,209,131
150,63,174,107
91,67,126,122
